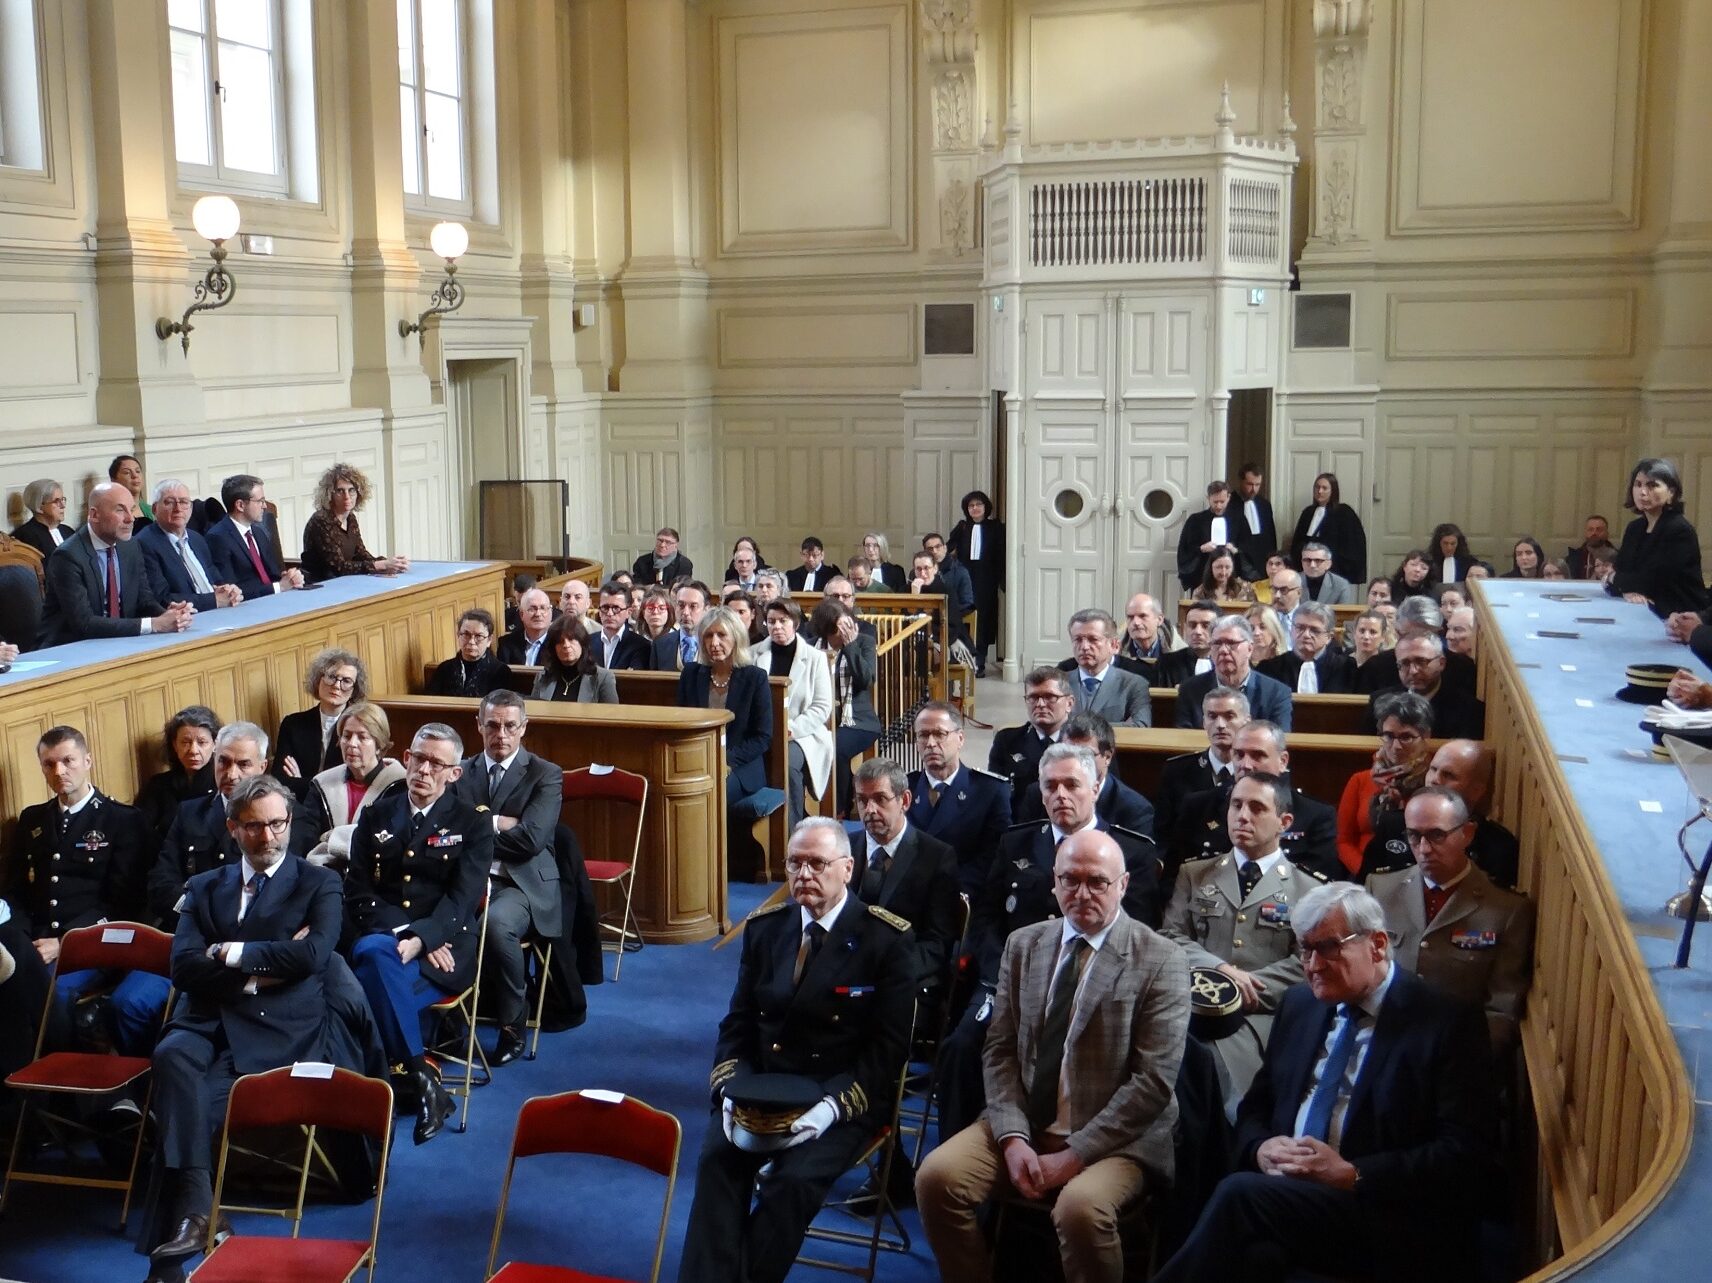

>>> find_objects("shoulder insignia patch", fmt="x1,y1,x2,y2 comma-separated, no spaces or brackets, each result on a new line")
1303,866,1331,882
746,900,791,920
1109,825,1157,846
1003,820,1041,833
970,767,1007,782
475,804,491,814
868,904,911,932
1184,852,1219,865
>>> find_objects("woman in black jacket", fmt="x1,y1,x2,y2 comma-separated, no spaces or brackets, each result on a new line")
1288,472,1367,583
9,478,75,556
1428,523,1477,585
677,607,772,806
273,648,368,797
1608,457,1710,617
948,490,1005,677
860,532,908,591
426,607,516,696
134,705,221,841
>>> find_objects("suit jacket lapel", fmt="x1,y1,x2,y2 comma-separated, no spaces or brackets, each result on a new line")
214,863,246,937
918,766,962,834
879,829,919,908
239,854,301,938
1066,918,1129,1045
1346,971,1407,1130
1397,872,1429,940
490,750,529,811
1432,867,1488,933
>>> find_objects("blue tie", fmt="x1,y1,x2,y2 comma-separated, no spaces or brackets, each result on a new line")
1300,1004,1360,1141
681,633,696,665
1082,675,1098,696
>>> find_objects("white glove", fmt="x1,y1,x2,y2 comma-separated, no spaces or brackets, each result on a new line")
785,1098,839,1148
721,1096,737,1144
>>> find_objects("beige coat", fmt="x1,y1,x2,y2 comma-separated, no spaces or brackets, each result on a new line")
306,758,407,866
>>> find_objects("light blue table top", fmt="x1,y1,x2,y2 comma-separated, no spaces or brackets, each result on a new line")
1480,579,1712,1271
1,560,495,690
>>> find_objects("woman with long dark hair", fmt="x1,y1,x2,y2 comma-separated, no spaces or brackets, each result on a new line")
531,614,619,703
1389,550,1433,603
1288,472,1367,583
1607,457,1709,616
1428,523,1476,585
1503,537,1546,580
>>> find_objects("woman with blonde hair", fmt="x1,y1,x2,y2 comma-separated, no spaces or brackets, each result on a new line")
298,702,406,869
1244,603,1289,662
677,607,772,809
300,462,409,582
860,531,907,591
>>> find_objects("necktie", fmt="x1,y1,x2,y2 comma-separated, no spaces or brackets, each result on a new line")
793,922,826,986
240,871,268,921
930,782,945,808
179,537,213,593
1237,860,1262,900
409,809,430,841
1082,675,1098,696
105,547,120,618
680,633,695,667
1424,882,1452,923
488,761,505,798
860,848,889,902
243,528,270,585
1301,1004,1361,1141
1026,937,1091,1130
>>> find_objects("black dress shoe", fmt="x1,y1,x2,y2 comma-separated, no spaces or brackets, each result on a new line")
413,1067,455,1145
151,1213,232,1260
493,1025,527,1066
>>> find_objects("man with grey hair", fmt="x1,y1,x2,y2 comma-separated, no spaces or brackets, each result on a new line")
1116,590,1196,687
136,479,242,612
1175,615,1293,731
1260,600,1354,694
149,722,276,926
1355,594,1477,697
1153,880,1498,1282
753,567,786,605
345,722,491,1145
679,817,914,1282
498,586,554,667
909,700,1012,896
1367,739,1519,888
1298,541,1356,605
1359,633,1485,739
1067,608,1152,727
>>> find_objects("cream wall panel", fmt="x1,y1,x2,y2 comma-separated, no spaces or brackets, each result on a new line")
715,4,911,256
1385,291,1636,362
601,401,716,574
1024,0,1271,145
1390,0,1645,233
717,304,916,369
0,306,81,391
0,424,137,527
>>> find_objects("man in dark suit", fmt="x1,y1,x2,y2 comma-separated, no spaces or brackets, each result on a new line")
1176,615,1293,731
1155,685,1249,854
922,531,975,619
135,480,242,614
677,819,915,1283
148,723,273,927
592,580,652,669
784,536,830,593
909,701,1011,897
1016,711,1154,838
1234,463,1278,576
203,474,303,601
988,667,1075,809
452,690,565,1065
497,587,554,667
630,526,693,586
1153,882,1497,1283
39,482,193,646
651,580,712,671
1176,480,1248,590
1259,602,1356,694
850,758,961,988
345,722,490,1143
1359,634,1485,740
145,775,349,1269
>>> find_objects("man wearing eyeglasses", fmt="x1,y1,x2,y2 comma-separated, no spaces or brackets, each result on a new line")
908,701,1011,897
1174,615,1293,731
149,723,278,928
592,580,651,669
1358,633,1485,739
988,667,1077,808
453,690,575,1066
1365,788,1533,1054
205,474,302,600
145,774,348,1272
136,480,242,613
498,587,555,668
1259,601,1355,694
1162,772,1323,1111
679,818,914,1283
346,724,491,1145
1363,740,1520,888
1297,540,1357,605
1267,568,1306,634
1152,882,1497,1283
1156,686,1249,858
919,828,1189,1283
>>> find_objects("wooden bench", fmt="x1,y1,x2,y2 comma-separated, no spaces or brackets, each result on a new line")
1149,688,1370,736
1175,598,1367,631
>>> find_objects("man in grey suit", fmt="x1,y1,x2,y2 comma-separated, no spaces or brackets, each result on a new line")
1298,541,1357,605
918,828,1189,1283
1066,609,1152,727
453,689,563,1066
39,482,193,646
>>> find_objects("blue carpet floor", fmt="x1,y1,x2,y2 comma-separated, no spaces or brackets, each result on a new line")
0,882,945,1283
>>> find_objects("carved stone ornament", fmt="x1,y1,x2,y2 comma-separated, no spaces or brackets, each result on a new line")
921,0,975,64
1312,0,1371,40
940,178,972,253
1320,44,1359,130
1320,154,1355,244
935,69,973,151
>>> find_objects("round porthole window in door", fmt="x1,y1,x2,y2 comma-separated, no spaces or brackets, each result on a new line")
1053,488,1085,520
1141,488,1175,520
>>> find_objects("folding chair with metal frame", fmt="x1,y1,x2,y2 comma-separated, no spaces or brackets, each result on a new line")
484,1090,682,1282
0,922,174,1229
423,895,491,1132
193,1064,395,1283
900,893,973,1166
795,1000,919,1280
562,765,650,980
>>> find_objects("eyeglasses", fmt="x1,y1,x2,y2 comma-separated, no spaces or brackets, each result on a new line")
322,674,358,690
1298,930,1366,962
405,751,458,773
236,818,290,837
1396,657,1438,670
1405,827,1461,846
1271,584,1300,596
1294,626,1328,639
1378,730,1425,745
457,628,491,642
1055,873,1115,894
597,603,628,614
1208,638,1247,650
1301,557,1330,568
480,719,524,735
914,728,958,742
785,855,851,875
1024,691,1070,704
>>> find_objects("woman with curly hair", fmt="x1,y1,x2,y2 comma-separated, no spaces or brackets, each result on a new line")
300,462,409,582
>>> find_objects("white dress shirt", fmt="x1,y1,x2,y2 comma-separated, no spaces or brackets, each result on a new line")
171,531,215,594
87,530,154,633
1293,962,1396,1149
229,517,283,594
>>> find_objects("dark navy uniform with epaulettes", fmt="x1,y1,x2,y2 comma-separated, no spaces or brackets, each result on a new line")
1154,749,1231,867
680,893,915,1282
149,793,243,927
1166,781,1343,883
5,791,148,937
906,763,1012,897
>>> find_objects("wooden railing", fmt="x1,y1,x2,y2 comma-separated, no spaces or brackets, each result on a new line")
1475,597,1693,1276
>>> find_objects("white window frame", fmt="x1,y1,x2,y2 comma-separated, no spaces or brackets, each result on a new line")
169,0,290,197
0,0,46,173
399,0,475,219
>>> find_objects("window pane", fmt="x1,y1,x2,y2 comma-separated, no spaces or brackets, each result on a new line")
170,29,212,167
217,42,278,174
397,0,415,82
213,0,270,48
400,85,421,195
423,90,463,201
168,0,206,33
419,0,459,96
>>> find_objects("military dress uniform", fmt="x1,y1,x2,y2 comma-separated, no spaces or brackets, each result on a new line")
679,893,914,1283
986,724,1060,809
906,763,1012,897
5,790,163,1053
1154,748,1231,868
148,793,243,927
1161,851,1323,1105
1166,782,1343,883
343,789,492,1064
1367,862,1535,1053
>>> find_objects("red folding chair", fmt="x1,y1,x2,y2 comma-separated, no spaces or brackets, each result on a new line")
1,922,174,1228
194,1065,395,1283
425,894,491,1131
485,1091,681,1282
561,766,649,980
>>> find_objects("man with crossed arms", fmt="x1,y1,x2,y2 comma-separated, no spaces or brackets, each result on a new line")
919,828,1188,1283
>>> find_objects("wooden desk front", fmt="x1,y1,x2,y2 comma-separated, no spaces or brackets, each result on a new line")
1114,727,1381,807
376,695,730,944
1148,688,1369,736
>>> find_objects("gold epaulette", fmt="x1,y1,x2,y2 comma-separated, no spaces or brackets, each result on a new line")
475,804,490,813
747,900,790,920
868,905,911,932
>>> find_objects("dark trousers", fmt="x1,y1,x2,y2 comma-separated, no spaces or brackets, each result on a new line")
484,883,537,1028
678,1111,870,1283
349,934,439,1061
935,983,995,1145
152,1029,238,1175
54,968,171,1055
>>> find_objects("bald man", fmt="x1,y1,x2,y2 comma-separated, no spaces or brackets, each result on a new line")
40,482,193,645
1363,740,1519,888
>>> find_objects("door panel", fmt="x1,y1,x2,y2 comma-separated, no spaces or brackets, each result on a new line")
1025,405,1109,658
1117,401,1206,607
